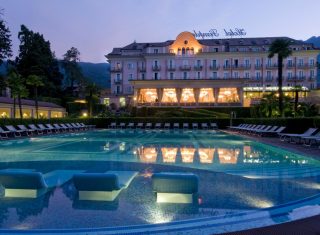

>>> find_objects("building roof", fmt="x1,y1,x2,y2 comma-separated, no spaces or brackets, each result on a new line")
0,97,64,109
107,36,317,56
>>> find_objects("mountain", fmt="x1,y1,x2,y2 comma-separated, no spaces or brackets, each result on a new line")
305,36,320,48
78,62,110,88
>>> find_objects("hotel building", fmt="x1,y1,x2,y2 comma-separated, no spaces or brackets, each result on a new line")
106,31,319,108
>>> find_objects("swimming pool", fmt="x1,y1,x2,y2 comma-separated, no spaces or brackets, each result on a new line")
1,129,320,234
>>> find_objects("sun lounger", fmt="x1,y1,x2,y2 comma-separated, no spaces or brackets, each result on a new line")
301,131,320,146
5,125,25,137
183,123,189,129
145,123,152,129
109,122,116,129
37,124,53,134
70,123,83,131
279,128,318,143
0,169,84,198
192,123,198,130
127,123,135,129
210,123,218,129
28,124,44,135
136,123,144,129
65,123,78,132
73,171,138,201
201,123,208,129
79,122,95,130
118,123,126,129
152,172,198,203
164,123,170,129
17,125,35,136
45,124,60,133
60,123,73,132
155,123,162,129
0,127,11,139
173,123,179,129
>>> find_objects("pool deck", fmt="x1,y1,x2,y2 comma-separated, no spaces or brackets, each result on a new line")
222,130,320,235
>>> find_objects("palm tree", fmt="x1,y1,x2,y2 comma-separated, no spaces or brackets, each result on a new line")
259,92,278,117
268,39,292,117
292,85,302,117
26,75,44,118
7,70,28,119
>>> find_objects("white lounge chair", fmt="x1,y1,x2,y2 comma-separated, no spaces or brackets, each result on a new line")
60,123,73,132
173,123,179,129
136,123,144,129
302,131,320,146
17,125,35,136
73,171,138,201
279,128,318,143
0,127,11,139
145,123,152,129
210,123,218,129
164,123,170,129
28,124,44,135
109,122,117,129
37,124,53,134
119,123,126,129
183,123,189,129
0,169,84,198
155,123,162,129
201,123,208,129
127,123,135,129
5,125,25,137
192,123,198,130
45,124,60,133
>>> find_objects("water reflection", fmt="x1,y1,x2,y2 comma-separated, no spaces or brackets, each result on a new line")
161,148,178,163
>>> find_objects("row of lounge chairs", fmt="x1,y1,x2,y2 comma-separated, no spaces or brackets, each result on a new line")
0,169,198,204
229,123,320,147
108,122,218,130
0,123,95,139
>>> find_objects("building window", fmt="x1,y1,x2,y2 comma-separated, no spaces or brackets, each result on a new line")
245,72,250,79
245,59,250,67
183,71,188,79
298,70,304,79
154,72,158,80
224,72,229,79
234,71,239,78
287,71,293,79
169,60,174,68
298,59,304,66
266,71,272,79
129,74,133,80
154,49,159,54
255,58,261,66
141,73,145,80
181,88,195,103
310,59,315,66
310,70,315,78
197,71,201,79
217,88,239,103
119,97,126,107
139,89,158,103
287,59,293,67
224,59,229,67
256,71,261,79
116,73,121,80
212,59,217,67
103,98,110,106
199,88,215,103
170,72,174,80
127,63,133,69
267,58,272,66
162,88,178,103
212,72,217,79
197,60,201,66
116,86,121,94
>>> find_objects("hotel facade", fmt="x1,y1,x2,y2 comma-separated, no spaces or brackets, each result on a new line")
106,32,319,108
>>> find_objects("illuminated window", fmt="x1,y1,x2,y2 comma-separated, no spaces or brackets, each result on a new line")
139,89,158,103
198,148,215,163
180,147,195,163
217,88,239,103
103,98,110,106
161,148,178,163
119,97,126,107
138,147,157,163
199,88,215,103
161,88,178,103
181,88,195,103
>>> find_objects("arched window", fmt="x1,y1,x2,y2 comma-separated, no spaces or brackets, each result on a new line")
177,48,181,55
186,47,190,55
182,48,186,55
190,47,194,55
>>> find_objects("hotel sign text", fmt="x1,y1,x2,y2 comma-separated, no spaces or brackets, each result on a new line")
193,28,247,39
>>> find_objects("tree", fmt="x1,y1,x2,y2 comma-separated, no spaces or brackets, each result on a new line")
268,39,292,117
62,47,82,94
292,85,302,117
258,92,278,117
85,82,100,117
16,25,63,97
26,75,44,118
7,70,28,118
0,12,12,65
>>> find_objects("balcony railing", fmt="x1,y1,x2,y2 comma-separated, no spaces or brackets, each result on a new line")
254,64,263,69
167,66,176,71
297,63,315,69
265,64,278,69
138,67,146,72
232,64,251,69
194,65,203,70
286,63,295,69
209,65,220,70
114,79,122,84
223,65,231,70
111,67,122,72
179,65,191,71
152,65,161,71
287,76,306,81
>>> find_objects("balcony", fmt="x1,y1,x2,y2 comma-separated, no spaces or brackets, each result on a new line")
254,64,263,69
232,64,251,70
286,63,295,69
179,65,191,71
114,79,122,84
265,76,274,82
223,65,231,70
287,76,306,81
138,67,146,72
111,67,122,72
167,66,176,71
309,76,316,81
209,65,220,70
266,64,278,69
194,65,203,71
297,63,316,69
152,65,161,71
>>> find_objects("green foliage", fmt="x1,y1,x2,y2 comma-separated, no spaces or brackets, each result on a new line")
16,25,63,97
0,17,12,65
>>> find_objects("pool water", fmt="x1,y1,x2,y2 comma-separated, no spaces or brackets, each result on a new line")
0,129,320,231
